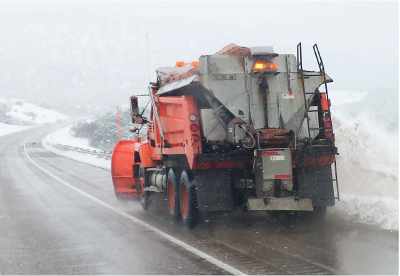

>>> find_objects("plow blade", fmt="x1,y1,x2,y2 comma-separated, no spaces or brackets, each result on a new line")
111,140,138,198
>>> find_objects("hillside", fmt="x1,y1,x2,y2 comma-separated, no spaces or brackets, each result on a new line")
0,98,69,135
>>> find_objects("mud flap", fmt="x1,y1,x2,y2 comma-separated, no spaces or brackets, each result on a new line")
193,169,235,212
298,166,335,206
111,140,138,198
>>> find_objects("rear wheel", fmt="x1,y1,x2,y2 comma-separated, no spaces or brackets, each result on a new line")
138,165,150,210
167,168,181,221
180,170,199,228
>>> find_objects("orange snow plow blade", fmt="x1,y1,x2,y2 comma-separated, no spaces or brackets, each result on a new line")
111,140,138,198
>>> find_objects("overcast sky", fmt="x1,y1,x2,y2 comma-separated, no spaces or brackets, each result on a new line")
2,1,399,28
0,1,398,110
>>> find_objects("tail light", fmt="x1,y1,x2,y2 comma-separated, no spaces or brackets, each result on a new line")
190,124,199,132
189,114,200,143
191,134,200,143
324,121,332,129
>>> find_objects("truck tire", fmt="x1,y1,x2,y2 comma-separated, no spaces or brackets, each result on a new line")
180,170,199,228
138,165,150,210
167,168,181,221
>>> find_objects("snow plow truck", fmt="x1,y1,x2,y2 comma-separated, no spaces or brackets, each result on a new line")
111,43,339,227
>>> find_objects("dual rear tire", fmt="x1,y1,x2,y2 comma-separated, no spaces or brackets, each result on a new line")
138,165,150,210
167,169,198,228
167,169,180,220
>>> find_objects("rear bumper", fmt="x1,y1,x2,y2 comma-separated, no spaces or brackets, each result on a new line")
246,197,313,211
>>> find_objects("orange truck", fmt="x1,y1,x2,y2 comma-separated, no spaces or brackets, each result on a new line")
111,43,339,227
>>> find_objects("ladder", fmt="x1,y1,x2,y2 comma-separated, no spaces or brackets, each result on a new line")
296,42,340,202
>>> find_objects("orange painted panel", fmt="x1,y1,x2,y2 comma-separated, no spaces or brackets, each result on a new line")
138,143,158,167
111,140,138,198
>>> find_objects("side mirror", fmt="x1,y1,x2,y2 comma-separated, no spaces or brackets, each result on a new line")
130,96,140,123
130,96,148,125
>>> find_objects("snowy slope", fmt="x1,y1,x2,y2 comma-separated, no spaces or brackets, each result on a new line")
0,122,31,137
8,102,69,124
0,98,70,136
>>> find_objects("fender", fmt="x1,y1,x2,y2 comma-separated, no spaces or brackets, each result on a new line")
136,142,157,168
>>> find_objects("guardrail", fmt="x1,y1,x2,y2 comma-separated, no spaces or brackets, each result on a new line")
53,144,112,160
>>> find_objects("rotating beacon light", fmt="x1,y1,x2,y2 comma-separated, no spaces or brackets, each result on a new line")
252,59,278,74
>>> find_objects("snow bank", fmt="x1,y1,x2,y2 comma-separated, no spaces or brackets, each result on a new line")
334,116,398,198
41,125,111,171
45,125,100,151
333,115,398,230
336,194,398,230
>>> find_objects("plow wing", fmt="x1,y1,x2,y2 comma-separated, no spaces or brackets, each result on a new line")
111,140,138,198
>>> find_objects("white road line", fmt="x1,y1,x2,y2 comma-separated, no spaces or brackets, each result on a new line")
24,142,246,275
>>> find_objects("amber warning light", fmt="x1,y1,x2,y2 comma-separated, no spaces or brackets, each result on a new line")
253,60,278,73
175,61,200,67
254,62,265,70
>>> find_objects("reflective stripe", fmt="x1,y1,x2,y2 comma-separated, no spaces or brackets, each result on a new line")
263,151,280,156
275,174,292,179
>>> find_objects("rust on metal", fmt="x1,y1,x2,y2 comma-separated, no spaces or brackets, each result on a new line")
235,55,245,70
214,43,251,56
163,67,198,85
258,128,290,146
161,44,251,86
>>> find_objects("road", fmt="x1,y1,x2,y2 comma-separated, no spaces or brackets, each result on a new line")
0,125,398,275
